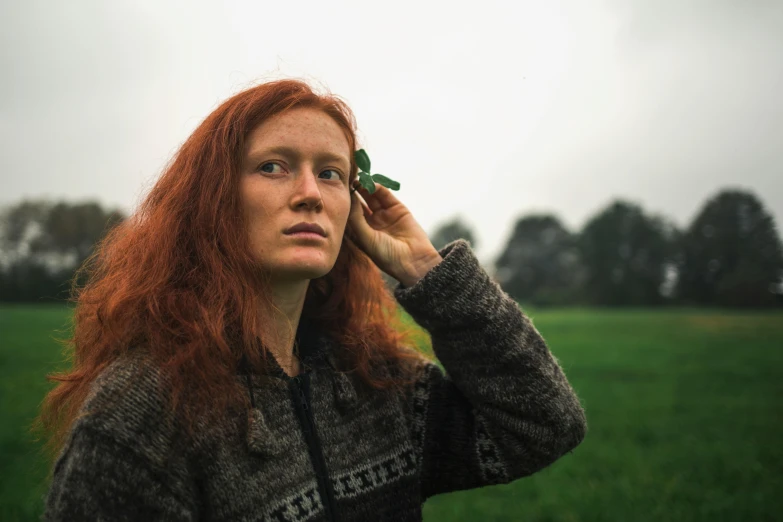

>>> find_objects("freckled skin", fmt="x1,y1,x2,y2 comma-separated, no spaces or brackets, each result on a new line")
240,107,352,283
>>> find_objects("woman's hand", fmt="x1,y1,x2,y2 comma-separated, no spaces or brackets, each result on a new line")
348,182,442,288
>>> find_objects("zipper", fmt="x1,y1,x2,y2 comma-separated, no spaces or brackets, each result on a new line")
291,372,338,521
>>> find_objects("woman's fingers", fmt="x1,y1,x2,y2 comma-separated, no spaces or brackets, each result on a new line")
351,186,373,217
354,183,398,212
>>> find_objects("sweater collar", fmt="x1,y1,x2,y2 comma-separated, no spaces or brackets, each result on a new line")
242,316,359,456
264,314,327,378
237,315,330,380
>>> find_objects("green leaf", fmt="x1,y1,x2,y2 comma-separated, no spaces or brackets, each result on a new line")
370,174,400,191
358,171,376,194
354,149,371,173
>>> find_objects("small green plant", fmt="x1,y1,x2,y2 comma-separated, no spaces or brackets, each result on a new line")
352,149,400,194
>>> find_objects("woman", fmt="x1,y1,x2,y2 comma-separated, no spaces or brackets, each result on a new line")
38,79,588,521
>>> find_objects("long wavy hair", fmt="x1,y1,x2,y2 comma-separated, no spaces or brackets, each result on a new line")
35,78,433,461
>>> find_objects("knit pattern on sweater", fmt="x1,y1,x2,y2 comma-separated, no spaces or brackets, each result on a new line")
43,239,588,521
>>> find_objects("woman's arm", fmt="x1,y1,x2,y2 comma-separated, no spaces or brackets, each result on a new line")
393,239,587,500
44,425,197,521
43,353,199,521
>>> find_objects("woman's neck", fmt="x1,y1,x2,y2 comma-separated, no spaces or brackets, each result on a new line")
264,279,309,376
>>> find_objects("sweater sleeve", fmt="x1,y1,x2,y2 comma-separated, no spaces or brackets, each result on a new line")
43,352,199,521
392,239,588,500
43,425,196,521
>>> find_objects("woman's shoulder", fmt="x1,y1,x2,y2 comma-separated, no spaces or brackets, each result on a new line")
72,348,182,467
82,347,166,411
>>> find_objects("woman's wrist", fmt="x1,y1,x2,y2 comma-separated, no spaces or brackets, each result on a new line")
397,253,443,288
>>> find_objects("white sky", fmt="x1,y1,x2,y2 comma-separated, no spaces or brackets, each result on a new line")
2,0,781,267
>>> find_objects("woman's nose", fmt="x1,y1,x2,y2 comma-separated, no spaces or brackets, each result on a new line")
291,167,323,208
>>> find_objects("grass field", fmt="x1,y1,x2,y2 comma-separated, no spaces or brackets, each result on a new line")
1,305,782,521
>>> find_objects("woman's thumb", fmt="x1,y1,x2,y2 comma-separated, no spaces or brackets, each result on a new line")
349,190,375,246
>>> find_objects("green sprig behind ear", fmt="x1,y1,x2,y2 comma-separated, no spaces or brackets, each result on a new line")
353,149,401,195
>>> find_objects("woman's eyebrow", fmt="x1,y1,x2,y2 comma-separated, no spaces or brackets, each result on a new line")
249,145,350,170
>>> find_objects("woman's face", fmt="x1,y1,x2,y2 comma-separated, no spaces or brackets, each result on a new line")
240,107,353,282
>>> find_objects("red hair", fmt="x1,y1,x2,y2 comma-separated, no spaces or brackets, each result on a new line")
35,78,432,460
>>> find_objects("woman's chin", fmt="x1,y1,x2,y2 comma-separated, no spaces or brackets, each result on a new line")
273,259,334,281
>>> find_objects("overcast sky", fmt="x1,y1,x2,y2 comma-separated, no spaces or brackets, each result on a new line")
2,0,781,267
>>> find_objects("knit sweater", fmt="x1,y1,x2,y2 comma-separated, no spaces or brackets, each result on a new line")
43,239,588,522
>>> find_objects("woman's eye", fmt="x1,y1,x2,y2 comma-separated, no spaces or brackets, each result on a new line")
320,169,343,181
259,162,283,174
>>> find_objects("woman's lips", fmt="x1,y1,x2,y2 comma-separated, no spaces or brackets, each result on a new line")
285,232,326,240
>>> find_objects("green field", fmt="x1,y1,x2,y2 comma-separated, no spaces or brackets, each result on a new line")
1,305,782,521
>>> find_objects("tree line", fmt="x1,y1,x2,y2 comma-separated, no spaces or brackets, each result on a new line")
429,189,782,307
0,201,124,303
1,188,781,307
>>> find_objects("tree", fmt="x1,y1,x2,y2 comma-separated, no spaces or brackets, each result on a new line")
676,190,783,307
579,200,676,306
34,202,124,269
0,200,125,302
429,216,478,251
0,200,52,267
494,214,583,305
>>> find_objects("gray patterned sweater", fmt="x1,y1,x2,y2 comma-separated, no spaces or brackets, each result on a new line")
43,239,587,521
